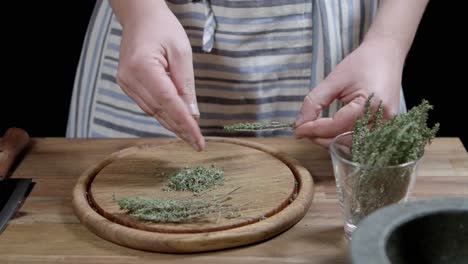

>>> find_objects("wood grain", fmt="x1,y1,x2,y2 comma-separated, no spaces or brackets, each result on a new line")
0,137,466,263
73,137,314,253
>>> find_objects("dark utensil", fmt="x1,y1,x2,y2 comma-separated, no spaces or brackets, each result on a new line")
350,197,468,264
0,127,34,233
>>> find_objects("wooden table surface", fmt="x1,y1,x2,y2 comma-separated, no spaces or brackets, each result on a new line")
1,137,467,264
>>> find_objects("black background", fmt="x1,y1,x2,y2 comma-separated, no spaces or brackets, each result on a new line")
1,1,466,149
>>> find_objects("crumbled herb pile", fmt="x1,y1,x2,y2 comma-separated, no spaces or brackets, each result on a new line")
114,165,241,223
166,165,224,193
223,121,293,131
349,94,439,220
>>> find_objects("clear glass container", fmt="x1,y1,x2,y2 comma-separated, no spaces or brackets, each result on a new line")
329,131,422,240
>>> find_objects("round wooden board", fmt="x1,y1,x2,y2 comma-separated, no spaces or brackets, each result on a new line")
72,137,314,253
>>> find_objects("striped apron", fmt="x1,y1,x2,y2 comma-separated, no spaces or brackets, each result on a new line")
67,0,405,138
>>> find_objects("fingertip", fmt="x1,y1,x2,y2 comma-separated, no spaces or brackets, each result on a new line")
294,134,303,140
190,141,203,152
293,121,316,139
312,137,333,148
198,136,206,152
293,130,304,140
192,114,200,123
191,131,205,152
296,93,323,126
188,103,200,117
294,112,305,127
187,135,205,152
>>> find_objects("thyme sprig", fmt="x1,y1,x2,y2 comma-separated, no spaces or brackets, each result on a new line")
223,121,294,131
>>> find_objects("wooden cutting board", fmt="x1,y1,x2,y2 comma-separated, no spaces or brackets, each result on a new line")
72,137,314,253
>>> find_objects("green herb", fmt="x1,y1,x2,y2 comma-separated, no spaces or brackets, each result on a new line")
349,95,439,220
223,121,293,131
113,165,240,223
352,95,439,166
114,195,240,223
166,165,224,193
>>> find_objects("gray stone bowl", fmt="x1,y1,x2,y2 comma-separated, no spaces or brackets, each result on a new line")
349,197,468,264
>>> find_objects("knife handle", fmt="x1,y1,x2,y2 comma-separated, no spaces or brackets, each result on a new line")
0,128,30,180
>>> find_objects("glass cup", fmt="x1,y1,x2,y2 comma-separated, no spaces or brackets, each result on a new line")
329,131,422,240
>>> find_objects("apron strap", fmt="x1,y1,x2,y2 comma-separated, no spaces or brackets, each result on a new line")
193,0,217,52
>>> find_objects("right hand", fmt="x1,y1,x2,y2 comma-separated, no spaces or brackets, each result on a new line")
293,37,403,147
115,1,204,151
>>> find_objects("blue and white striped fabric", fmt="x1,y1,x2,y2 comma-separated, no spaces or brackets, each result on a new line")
67,0,405,138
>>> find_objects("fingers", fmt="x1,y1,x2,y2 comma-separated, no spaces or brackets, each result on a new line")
295,73,347,127
136,60,205,151
117,58,204,151
117,73,178,134
311,137,334,148
294,96,367,139
167,43,200,118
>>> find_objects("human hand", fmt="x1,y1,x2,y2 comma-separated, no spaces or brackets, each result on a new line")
294,38,405,147
114,1,204,151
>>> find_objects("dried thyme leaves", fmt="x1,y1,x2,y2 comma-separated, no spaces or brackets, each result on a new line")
114,165,242,223
114,196,240,223
223,121,293,131
166,165,224,193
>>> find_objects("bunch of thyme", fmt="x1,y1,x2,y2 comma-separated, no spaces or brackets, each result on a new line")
352,94,439,166
349,94,439,220
166,165,224,193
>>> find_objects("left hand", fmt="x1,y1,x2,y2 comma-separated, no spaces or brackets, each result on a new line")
294,38,405,147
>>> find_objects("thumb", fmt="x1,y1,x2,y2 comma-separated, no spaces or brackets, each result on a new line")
295,73,347,127
168,44,200,119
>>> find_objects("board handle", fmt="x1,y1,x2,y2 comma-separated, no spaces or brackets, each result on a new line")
0,127,30,180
